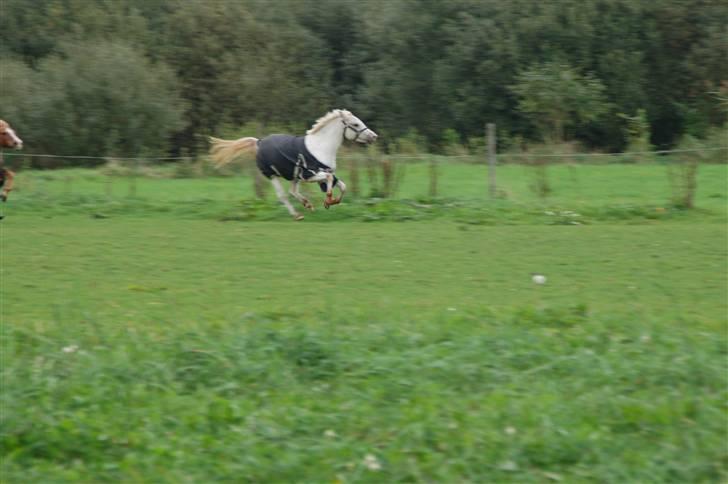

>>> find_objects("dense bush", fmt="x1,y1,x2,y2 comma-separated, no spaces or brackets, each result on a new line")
2,42,184,167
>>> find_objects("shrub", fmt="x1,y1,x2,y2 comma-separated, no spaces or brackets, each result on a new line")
9,41,185,167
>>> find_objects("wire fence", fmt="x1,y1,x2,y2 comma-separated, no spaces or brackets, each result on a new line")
3,145,725,207
390,146,728,161
3,152,196,162
3,145,727,164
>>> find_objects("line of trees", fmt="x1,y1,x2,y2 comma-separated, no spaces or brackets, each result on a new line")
1,0,725,166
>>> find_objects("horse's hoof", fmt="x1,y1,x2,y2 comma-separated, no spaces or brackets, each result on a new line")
294,214,304,221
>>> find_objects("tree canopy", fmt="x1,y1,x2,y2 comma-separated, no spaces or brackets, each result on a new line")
1,0,725,162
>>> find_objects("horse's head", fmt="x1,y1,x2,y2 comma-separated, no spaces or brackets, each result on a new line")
0,120,23,149
340,111,378,144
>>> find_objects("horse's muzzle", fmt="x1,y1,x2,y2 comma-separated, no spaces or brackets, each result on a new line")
364,130,378,144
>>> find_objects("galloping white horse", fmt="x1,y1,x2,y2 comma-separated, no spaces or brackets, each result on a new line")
209,109,377,220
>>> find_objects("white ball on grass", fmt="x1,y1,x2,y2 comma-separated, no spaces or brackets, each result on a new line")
532,274,546,285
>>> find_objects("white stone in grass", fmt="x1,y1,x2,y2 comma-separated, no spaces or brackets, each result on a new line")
532,274,547,285
498,460,519,471
363,454,382,471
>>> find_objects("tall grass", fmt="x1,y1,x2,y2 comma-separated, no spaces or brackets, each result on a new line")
2,308,725,482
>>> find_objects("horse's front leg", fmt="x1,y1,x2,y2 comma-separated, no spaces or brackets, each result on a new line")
307,172,344,209
324,179,346,207
307,172,336,209
289,180,314,211
332,179,346,205
323,173,341,209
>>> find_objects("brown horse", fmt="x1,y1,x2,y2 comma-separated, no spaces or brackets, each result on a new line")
0,119,22,202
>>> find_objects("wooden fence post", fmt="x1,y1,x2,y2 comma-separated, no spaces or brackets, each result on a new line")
487,123,497,198
428,157,438,198
128,158,139,197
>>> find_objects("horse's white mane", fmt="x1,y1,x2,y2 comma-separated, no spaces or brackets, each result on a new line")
307,109,352,135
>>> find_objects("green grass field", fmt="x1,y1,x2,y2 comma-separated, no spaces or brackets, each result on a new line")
1,163,727,482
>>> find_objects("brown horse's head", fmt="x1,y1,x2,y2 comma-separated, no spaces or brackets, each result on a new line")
0,120,23,149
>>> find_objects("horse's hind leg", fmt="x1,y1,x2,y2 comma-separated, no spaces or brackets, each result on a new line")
289,180,314,211
270,177,303,220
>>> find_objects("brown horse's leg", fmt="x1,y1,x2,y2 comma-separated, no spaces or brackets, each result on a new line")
1,169,15,202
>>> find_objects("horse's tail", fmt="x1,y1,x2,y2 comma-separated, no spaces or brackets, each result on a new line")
208,136,259,167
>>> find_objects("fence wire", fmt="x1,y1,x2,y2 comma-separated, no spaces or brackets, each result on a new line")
2,146,726,164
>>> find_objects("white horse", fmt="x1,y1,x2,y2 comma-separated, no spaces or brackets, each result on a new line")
209,109,377,220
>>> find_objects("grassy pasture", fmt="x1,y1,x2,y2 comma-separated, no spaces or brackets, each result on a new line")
1,162,726,482
11,161,728,211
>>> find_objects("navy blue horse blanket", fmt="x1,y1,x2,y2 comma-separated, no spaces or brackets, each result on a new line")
256,135,338,192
